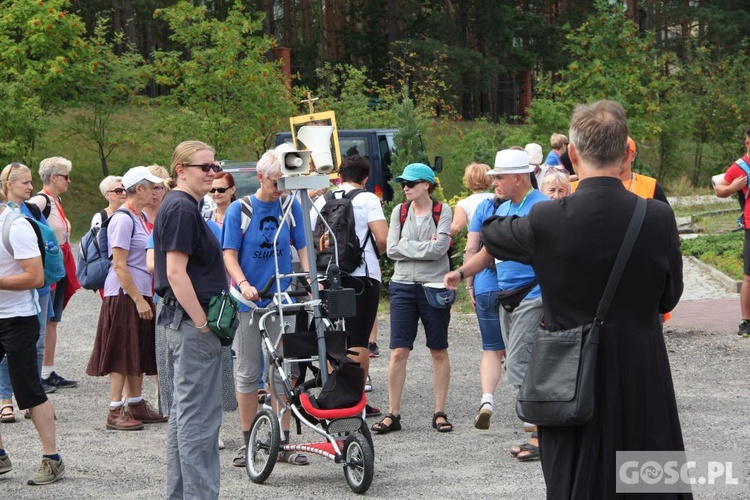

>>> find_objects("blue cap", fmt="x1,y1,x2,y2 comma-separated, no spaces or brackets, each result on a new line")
394,163,435,185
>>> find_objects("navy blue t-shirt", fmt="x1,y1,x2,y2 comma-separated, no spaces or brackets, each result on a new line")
153,190,226,305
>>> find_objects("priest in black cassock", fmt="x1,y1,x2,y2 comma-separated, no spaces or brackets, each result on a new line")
454,100,689,499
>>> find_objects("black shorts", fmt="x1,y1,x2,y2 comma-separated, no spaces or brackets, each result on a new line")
0,315,46,410
744,230,750,276
342,276,381,348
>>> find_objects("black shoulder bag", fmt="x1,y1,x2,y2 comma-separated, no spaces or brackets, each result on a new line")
516,197,647,426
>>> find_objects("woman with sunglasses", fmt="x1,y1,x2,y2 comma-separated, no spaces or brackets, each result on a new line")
28,157,80,392
0,163,55,424
153,141,227,499
372,163,454,435
207,172,237,228
91,176,127,229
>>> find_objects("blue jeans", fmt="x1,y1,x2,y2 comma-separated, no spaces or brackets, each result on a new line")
0,291,50,400
474,290,505,351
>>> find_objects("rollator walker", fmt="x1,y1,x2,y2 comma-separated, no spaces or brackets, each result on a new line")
234,171,374,494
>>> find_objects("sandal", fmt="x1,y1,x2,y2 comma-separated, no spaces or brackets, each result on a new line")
0,404,15,424
232,445,247,467
510,442,537,457
515,444,541,461
432,412,453,433
371,413,401,434
279,450,309,465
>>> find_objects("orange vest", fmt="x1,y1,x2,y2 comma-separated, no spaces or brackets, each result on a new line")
570,174,657,198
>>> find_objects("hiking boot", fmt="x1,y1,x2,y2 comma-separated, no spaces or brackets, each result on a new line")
127,399,168,423
738,320,750,338
368,342,380,358
27,457,65,485
42,372,77,389
0,453,11,475
106,406,144,431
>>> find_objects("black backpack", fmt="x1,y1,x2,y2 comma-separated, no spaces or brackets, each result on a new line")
312,189,366,274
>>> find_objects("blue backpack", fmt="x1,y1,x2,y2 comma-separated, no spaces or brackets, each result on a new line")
1,206,66,288
76,209,136,291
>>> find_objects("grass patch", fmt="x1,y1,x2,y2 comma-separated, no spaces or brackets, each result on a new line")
681,231,744,281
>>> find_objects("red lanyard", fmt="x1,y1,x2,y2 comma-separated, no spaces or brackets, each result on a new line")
126,202,151,235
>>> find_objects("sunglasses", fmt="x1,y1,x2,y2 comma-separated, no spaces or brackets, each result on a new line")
55,173,70,180
268,179,279,188
107,188,126,195
210,187,230,194
184,163,222,173
400,180,424,189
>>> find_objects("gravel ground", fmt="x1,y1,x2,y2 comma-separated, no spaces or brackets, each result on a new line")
0,257,748,499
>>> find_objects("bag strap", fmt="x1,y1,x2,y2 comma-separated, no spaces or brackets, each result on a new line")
594,197,647,323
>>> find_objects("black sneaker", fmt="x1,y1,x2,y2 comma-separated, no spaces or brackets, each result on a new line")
739,321,750,338
42,382,57,394
42,372,78,389
368,342,380,358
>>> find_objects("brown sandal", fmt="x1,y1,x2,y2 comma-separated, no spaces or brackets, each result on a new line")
432,412,453,433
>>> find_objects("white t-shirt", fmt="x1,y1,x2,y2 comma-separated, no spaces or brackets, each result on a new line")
0,209,41,318
456,192,494,229
312,184,386,281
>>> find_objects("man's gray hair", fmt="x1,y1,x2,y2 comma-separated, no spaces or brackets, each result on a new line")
569,100,629,168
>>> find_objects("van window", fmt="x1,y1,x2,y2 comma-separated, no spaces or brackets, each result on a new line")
340,137,369,160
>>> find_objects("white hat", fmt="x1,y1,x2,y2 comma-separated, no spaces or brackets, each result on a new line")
122,166,164,189
525,143,544,166
488,150,534,175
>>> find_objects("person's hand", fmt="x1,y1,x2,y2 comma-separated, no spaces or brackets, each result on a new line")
240,281,259,302
730,175,747,191
467,287,476,311
135,297,153,320
444,270,461,291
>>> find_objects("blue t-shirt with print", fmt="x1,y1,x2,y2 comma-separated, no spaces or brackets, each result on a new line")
494,189,548,298
221,195,306,310
469,198,502,295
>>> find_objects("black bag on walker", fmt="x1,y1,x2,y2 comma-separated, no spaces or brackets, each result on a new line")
314,355,365,410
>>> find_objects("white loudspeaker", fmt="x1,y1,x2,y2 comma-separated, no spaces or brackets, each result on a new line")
279,150,312,176
297,125,334,174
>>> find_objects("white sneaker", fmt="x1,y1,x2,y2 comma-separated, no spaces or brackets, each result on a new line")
218,438,226,450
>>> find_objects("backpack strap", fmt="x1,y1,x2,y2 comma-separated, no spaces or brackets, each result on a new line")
736,158,750,183
398,201,410,238
37,193,52,219
239,195,254,235
99,209,109,224
431,199,442,228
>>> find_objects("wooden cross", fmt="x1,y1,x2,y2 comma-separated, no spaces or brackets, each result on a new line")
299,91,319,114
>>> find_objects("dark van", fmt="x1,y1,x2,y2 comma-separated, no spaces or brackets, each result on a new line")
275,128,393,201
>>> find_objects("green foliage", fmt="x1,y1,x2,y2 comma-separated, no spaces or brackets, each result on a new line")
537,0,674,141
70,19,151,176
152,0,294,157
0,0,91,162
681,232,744,281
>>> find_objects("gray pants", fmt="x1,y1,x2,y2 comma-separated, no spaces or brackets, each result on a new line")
166,310,222,500
499,296,543,387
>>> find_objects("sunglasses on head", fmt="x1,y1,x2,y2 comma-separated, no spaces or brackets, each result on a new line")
210,187,230,194
400,180,424,188
184,163,222,173
107,188,126,195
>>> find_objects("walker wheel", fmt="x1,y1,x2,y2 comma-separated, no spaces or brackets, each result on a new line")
343,432,374,494
246,408,280,483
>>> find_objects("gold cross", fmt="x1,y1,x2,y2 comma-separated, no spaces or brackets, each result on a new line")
299,91,319,114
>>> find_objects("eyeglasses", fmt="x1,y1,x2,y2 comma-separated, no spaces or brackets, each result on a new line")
10,162,22,170
400,180,423,189
107,188,126,195
153,185,165,192
184,163,222,173
268,179,279,188
210,187,230,194
55,173,70,180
